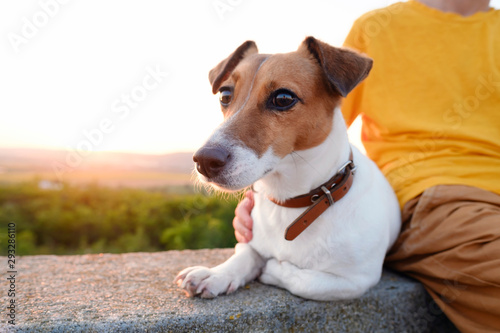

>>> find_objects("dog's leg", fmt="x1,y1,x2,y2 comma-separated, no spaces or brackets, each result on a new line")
260,258,381,301
174,243,265,298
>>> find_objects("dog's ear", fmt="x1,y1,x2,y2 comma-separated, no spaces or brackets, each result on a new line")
209,41,258,94
300,36,373,97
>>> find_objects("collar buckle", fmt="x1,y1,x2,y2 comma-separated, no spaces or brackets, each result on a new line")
267,148,356,241
337,159,356,175
321,186,335,206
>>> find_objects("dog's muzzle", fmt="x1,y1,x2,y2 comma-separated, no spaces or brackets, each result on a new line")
193,146,231,179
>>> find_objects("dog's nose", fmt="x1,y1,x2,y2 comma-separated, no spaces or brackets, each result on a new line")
193,147,230,179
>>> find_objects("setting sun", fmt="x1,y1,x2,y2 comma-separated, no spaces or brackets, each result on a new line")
0,0,397,156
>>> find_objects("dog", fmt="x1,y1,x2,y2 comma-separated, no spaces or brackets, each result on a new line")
174,36,401,301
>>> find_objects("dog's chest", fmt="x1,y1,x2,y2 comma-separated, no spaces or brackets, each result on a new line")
250,196,347,270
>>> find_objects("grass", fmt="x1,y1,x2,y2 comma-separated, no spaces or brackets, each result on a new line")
0,176,239,255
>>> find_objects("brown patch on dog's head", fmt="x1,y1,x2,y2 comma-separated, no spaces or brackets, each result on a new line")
207,37,372,159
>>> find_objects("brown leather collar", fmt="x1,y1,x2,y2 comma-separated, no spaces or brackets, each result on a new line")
268,150,356,241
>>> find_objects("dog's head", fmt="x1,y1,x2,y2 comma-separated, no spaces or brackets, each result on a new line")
193,36,372,192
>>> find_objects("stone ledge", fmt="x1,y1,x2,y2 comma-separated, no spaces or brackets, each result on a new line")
1,249,457,332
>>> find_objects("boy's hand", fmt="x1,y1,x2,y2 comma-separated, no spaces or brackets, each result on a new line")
233,191,254,243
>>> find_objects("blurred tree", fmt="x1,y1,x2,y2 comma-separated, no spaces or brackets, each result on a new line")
0,181,238,255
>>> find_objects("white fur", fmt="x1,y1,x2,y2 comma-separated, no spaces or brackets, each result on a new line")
176,108,401,301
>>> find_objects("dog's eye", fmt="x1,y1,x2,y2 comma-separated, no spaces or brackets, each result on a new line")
219,88,233,107
274,93,295,108
269,89,299,111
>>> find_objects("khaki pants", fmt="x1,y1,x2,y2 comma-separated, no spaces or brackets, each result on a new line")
385,185,500,333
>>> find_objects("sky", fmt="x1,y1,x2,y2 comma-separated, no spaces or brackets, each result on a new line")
1,0,499,155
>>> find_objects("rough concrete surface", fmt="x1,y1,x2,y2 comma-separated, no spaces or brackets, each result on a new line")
1,249,458,332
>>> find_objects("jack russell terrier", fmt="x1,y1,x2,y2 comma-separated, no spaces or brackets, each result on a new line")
175,36,401,301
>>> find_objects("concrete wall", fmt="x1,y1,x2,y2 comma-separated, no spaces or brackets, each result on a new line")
1,249,458,332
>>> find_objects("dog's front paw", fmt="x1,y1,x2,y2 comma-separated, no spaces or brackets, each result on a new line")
174,266,242,298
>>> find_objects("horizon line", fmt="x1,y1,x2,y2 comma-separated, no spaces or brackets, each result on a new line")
0,145,195,156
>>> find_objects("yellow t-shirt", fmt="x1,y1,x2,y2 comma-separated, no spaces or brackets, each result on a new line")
342,0,500,208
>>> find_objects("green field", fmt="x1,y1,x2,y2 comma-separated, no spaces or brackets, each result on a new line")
0,175,240,255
